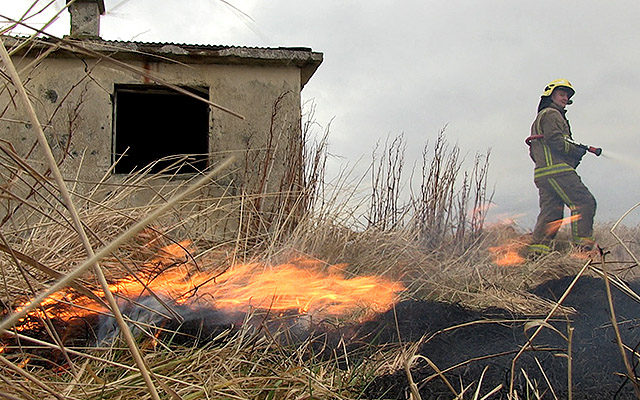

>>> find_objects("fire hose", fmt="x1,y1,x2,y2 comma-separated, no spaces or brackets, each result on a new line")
525,135,602,156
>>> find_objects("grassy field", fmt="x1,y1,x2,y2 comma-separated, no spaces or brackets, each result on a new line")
2,119,639,399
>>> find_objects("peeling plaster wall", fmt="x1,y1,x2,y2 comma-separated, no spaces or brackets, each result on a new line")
1,47,309,239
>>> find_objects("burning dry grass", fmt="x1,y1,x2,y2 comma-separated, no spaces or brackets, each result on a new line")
3,168,637,399
2,129,640,398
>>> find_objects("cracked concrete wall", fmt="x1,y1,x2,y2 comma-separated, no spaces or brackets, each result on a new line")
1,49,307,239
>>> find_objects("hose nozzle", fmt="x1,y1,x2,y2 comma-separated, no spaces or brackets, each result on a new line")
566,138,603,157
587,146,602,157
526,135,602,157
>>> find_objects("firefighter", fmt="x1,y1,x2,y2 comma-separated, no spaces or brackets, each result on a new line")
527,79,597,257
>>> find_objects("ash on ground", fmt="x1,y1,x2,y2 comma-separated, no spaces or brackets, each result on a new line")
362,275,640,399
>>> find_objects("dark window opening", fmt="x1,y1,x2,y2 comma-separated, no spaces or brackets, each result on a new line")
113,85,209,174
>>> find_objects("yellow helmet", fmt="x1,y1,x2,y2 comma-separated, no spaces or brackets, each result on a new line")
542,79,575,98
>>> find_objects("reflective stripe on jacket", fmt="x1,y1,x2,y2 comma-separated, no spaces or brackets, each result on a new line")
528,103,584,180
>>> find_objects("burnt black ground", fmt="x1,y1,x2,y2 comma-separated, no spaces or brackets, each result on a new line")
360,276,640,399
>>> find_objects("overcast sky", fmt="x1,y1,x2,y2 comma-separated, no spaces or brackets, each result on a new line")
5,0,640,227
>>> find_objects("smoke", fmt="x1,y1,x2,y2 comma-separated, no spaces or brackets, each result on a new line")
97,296,243,346
96,295,314,346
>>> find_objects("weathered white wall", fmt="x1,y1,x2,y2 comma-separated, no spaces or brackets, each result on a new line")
0,42,315,239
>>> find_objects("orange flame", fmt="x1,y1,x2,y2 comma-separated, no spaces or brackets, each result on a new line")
18,356,31,368
13,292,101,332
11,241,404,330
109,249,403,317
489,239,527,266
545,214,581,236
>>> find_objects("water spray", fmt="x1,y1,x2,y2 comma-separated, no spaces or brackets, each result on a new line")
596,148,640,169
525,135,602,157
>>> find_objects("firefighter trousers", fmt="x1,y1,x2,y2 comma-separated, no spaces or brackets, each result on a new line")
531,171,596,252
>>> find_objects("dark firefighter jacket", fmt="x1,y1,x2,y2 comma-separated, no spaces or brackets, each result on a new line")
529,103,586,180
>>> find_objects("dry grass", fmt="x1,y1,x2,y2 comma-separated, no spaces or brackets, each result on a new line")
3,139,637,398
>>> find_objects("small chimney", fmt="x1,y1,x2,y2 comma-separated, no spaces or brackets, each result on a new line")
67,0,106,39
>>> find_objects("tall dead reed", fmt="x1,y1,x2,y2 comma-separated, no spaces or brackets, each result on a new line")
366,128,491,252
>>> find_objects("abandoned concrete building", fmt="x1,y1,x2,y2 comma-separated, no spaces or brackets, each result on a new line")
1,0,323,239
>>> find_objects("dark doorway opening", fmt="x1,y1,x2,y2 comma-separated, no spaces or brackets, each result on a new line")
113,85,209,174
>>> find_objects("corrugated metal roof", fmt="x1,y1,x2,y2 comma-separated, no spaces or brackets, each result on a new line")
3,34,323,87
99,38,313,53
5,34,313,54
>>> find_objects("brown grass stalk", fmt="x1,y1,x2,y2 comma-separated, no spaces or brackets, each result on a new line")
508,259,591,398
0,353,64,400
0,157,234,330
0,35,164,400
0,13,246,121
601,251,640,397
567,325,573,400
